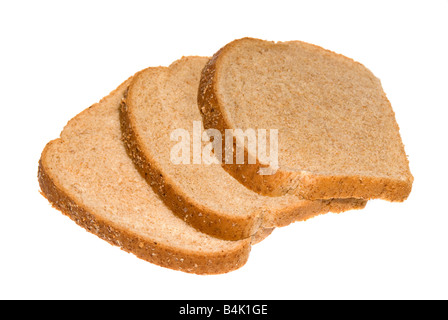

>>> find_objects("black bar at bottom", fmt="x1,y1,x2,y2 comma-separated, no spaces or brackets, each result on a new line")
164,300,295,318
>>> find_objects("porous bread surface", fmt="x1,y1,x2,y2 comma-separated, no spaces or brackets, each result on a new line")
122,56,367,241
38,78,252,275
198,37,413,201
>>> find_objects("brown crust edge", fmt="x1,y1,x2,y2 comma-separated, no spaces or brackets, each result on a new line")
120,78,261,241
38,145,251,276
197,37,413,202
263,198,367,228
295,173,413,202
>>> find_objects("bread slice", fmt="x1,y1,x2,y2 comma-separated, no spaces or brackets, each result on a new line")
120,56,367,241
38,78,265,275
198,37,413,201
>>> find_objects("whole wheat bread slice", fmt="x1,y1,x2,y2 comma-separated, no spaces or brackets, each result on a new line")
198,37,413,201
121,56,367,241
38,78,267,275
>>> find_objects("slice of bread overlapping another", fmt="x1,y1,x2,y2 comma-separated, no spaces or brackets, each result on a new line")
198,37,413,201
120,56,366,241
38,37,412,274
38,78,270,275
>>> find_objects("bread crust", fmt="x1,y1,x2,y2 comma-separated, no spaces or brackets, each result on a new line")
198,37,413,201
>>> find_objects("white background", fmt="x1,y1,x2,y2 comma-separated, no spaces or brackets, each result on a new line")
1,0,447,300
